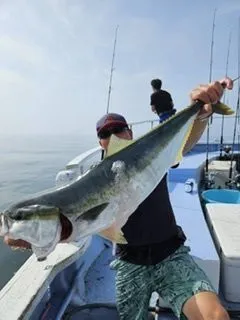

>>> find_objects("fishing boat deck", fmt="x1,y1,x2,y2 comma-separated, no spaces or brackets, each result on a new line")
170,149,220,270
62,149,222,319
1,146,240,320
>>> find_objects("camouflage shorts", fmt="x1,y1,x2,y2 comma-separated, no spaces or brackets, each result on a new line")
110,245,215,320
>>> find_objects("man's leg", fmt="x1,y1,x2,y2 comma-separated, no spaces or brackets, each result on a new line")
111,259,153,320
183,291,229,320
154,245,229,320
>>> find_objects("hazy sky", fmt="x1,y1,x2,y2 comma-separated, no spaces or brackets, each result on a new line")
0,0,240,137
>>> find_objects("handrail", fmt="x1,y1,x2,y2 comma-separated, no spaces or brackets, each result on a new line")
0,240,91,320
66,146,101,169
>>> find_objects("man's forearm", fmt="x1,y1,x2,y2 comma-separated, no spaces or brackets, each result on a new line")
182,118,208,155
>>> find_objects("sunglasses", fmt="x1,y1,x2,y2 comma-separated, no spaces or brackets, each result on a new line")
98,126,129,139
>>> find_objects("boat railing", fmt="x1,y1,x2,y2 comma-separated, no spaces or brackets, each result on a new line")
55,146,102,187
55,119,160,187
55,114,240,187
128,118,159,130
130,114,239,145
66,146,102,174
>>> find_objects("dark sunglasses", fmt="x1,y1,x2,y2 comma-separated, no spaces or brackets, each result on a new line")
98,126,129,139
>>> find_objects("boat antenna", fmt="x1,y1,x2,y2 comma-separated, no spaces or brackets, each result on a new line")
219,31,232,158
229,18,240,181
106,25,119,114
205,8,217,176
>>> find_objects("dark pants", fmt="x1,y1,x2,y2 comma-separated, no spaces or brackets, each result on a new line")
158,109,176,123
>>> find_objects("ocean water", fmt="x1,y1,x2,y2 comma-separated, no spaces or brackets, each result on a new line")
0,134,97,289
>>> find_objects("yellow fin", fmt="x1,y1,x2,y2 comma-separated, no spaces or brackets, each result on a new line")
172,102,234,166
212,102,234,115
99,225,128,244
105,135,134,157
115,231,128,244
172,118,196,165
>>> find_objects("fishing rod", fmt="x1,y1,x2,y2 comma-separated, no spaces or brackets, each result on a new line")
232,75,240,82
205,8,217,177
238,67,240,172
101,26,119,160
229,18,240,181
106,25,119,114
209,8,217,83
229,92,240,180
219,32,232,158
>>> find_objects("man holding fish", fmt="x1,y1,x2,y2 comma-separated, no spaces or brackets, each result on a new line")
95,77,233,320
1,77,234,320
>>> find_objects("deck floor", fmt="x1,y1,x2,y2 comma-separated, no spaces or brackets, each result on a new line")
63,246,177,319
63,306,175,320
63,149,240,320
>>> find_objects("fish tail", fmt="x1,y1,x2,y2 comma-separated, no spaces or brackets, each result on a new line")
212,102,235,115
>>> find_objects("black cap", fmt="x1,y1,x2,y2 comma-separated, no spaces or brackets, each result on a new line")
151,79,162,90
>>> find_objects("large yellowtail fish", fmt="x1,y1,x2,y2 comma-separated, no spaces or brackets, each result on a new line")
0,101,234,261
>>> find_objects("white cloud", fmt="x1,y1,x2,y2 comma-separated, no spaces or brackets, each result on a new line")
0,0,238,136
218,1,240,16
0,35,47,65
0,69,27,86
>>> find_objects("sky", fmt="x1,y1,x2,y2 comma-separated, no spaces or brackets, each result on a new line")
0,0,240,138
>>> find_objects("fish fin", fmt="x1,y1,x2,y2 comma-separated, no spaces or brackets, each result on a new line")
99,225,128,244
78,203,109,221
172,102,234,166
212,102,234,115
115,230,128,244
105,135,134,157
173,116,196,165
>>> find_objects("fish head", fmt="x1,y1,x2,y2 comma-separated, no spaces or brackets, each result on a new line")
0,204,62,261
